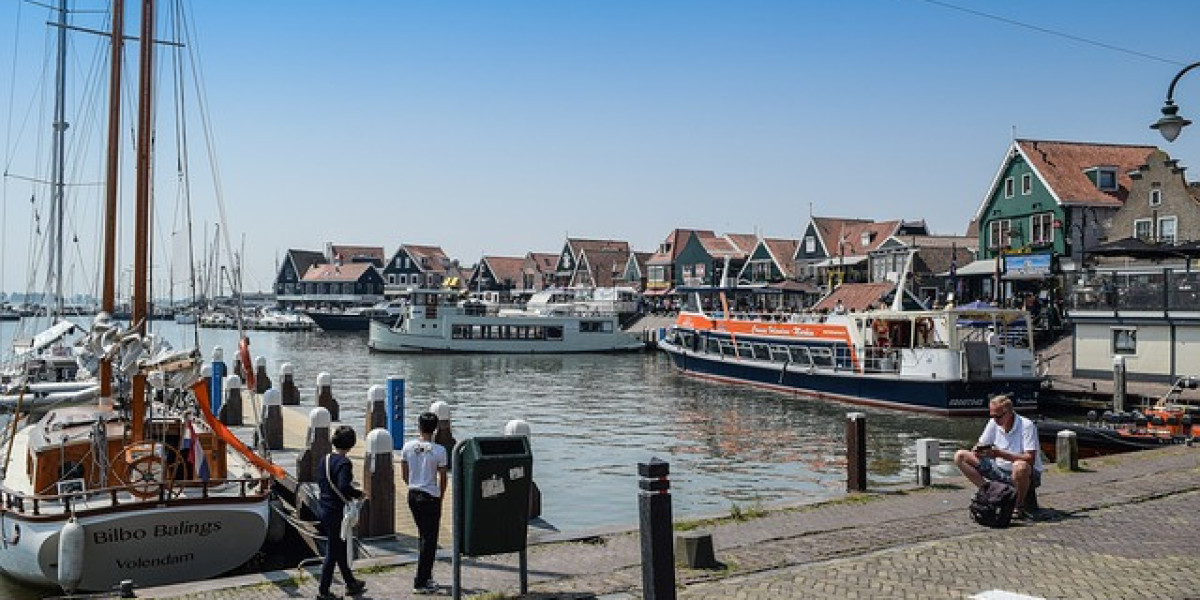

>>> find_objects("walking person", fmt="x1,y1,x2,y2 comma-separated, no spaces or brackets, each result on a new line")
317,425,367,599
402,412,449,594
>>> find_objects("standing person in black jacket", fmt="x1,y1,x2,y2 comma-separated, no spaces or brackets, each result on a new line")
317,425,367,599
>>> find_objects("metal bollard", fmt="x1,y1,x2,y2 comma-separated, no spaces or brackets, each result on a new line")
360,429,396,537
279,363,300,406
220,375,244,426
296,407,332,483
432,401,456,461
210,346,227,416
638,458,676,600
315,372,339,421
915,438,939,487
505,419,540,520
365,384,387,432
254,356,272,394
846,412,867,492
262,389,284,450
1112,356,1126,413
1056,429,1079,471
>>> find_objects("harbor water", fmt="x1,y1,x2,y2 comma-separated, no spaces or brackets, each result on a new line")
0,320,985,597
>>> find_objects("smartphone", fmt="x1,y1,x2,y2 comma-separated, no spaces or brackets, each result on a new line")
975,444,993,452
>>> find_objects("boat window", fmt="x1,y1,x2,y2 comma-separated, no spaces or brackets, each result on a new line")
771,346,791,362
810,347,833,367
547,326,564,340
580,320,613,333
719,340,736,356
705,337,720,355
788,347,812,365
737,342,753,358
752,344,771,361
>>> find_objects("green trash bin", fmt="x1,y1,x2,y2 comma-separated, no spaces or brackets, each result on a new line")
457,436,533,557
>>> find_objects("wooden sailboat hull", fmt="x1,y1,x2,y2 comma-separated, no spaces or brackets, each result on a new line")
0,500,268,591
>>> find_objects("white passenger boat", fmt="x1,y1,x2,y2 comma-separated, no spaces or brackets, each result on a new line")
368,288,645,353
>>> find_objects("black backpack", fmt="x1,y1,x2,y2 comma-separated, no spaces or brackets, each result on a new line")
969,480,1017,528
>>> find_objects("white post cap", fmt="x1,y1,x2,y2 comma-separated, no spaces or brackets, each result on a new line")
212,346,224,362
366,428,393,455
200,363,213,378
1112,355,1126,367
430,401,451,420
309,407,331,428
281,362,294,376
504,419,531,437
226,374,243,389
317,372,332,386
264,389,282,406
368,384,385,403
255,355,267,368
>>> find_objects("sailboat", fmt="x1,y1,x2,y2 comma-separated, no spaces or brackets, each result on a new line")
0,0,281,593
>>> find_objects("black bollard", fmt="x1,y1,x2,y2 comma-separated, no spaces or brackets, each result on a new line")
220,375,245,427
279,363,300,406
296,407,332,483
315,372,339,421
262,389,284,450
638,458,676,600
846,412,867,492
254,356,272,395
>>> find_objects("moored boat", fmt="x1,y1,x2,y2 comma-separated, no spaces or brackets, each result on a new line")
658,288,1041,416
368,288,645,353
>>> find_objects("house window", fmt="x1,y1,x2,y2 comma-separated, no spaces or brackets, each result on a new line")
1004,177,1014,198
388,274,397,285
805,236,815,253
987,219,1011,250
1098,168,1117,191
1158,216,1177,244
1030,213,1054,245
1133,218,1153,241
1149,188,1162,207
1112,328,1137,355
1021,174,1032,195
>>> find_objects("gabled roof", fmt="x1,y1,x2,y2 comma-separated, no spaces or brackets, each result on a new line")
566,238,630,259
697,234,746,259
575,248,629,287
883,234,977,250
762,238,800,278
301,262,375,283
812,217,901,257
286,249,325,276
813,282,895,312
974,139,1158,221
723,233,760,255
330,245,384,264
626,251,653,277
524,252,558,273
480,256,526,284
402,244,455,274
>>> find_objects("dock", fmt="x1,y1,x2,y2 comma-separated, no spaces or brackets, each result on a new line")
1038,334,1200,410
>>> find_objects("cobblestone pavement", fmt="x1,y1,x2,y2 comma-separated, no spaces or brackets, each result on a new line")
142,445,1200,600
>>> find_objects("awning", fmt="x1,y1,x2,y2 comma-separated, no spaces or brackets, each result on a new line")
812,256,867,268
939,259,998,277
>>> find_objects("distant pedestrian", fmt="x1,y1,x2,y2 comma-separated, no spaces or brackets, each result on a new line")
401,412,449,595
833,299,846,315
317,426,367,600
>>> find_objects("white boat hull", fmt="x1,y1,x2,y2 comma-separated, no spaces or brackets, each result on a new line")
0,500,268,591
368,317,644,353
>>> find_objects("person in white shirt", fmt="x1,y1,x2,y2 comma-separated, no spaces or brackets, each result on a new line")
401,412,449,594
954,394,1043,517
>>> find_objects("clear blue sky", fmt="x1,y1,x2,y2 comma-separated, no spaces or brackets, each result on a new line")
2,0,1199,295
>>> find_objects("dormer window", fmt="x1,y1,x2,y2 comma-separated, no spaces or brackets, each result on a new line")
860,232,871,247
1098,168,1117,190
1149,187,1162,207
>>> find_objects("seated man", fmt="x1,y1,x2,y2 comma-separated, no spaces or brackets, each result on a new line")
954,394,1043,517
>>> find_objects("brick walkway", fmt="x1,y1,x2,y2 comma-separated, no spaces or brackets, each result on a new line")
142,445,1200,600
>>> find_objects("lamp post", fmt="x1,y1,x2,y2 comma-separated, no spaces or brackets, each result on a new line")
1151,61,1200,142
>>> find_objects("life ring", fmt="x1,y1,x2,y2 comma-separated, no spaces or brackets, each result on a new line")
239,336,256,391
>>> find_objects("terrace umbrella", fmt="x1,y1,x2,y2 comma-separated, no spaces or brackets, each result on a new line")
1086,237,1184,260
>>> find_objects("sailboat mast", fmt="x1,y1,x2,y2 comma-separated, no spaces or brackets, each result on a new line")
100,0,126,399
49,0,69,317
131,0,156,441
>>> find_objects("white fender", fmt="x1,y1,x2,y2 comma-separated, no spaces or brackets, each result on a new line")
57,516,85,593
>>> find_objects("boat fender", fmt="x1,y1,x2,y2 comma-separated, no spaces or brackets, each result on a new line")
57,516,85,594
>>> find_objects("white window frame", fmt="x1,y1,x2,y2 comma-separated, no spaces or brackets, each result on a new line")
1029,212,1054,245
1112,327,1137,356
1004,177,1014,198
1021,173,1032,195
1149,188,1162,206
1158,216,1178,244
988,219,1011,250
805,236,816,253
1133,218,1153,241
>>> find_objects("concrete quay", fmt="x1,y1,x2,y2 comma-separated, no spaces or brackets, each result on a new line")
137,442,1200,600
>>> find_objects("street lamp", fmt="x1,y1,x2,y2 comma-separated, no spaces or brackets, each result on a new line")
1151,61,1200,142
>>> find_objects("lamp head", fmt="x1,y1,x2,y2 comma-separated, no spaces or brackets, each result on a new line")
1151,100,1191,142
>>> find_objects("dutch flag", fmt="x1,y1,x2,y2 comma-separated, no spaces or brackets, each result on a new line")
184,421,212,481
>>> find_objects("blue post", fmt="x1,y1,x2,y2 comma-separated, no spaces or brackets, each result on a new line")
385,377,405,450
211,357,226,416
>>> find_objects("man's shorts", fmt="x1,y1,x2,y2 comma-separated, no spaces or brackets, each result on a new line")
979,457,1042,488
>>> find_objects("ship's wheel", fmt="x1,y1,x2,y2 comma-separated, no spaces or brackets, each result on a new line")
112,442,178,499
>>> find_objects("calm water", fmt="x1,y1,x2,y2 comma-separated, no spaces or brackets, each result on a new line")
1,319,984,597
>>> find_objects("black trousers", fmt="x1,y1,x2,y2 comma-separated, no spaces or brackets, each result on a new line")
319,508,354,592
408,489,442,586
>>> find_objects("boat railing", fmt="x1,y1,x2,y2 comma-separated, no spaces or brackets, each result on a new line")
0,475,272,518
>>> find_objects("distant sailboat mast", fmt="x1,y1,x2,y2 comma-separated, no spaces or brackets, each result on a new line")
48,0,69,318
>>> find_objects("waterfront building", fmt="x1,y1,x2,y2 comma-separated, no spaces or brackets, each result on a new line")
467,255,526,303
869,234,976,307
619,251,653,292
795,217,927,287
1107,149,1200,245
297,262,385,307
674,231,756,288
274,248,325,309
553,238,630,287
645,229,714,298
382,244,463,295
968,139,1156,304
570,248,630,288
274,244,382,309
520,252,558,293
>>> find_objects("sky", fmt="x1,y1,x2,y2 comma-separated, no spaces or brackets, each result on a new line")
2,0,1199,296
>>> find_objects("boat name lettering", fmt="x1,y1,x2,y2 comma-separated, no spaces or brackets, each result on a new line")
947,398,985,407
748,325,816,337
115,552,196,570
93,520,222,545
